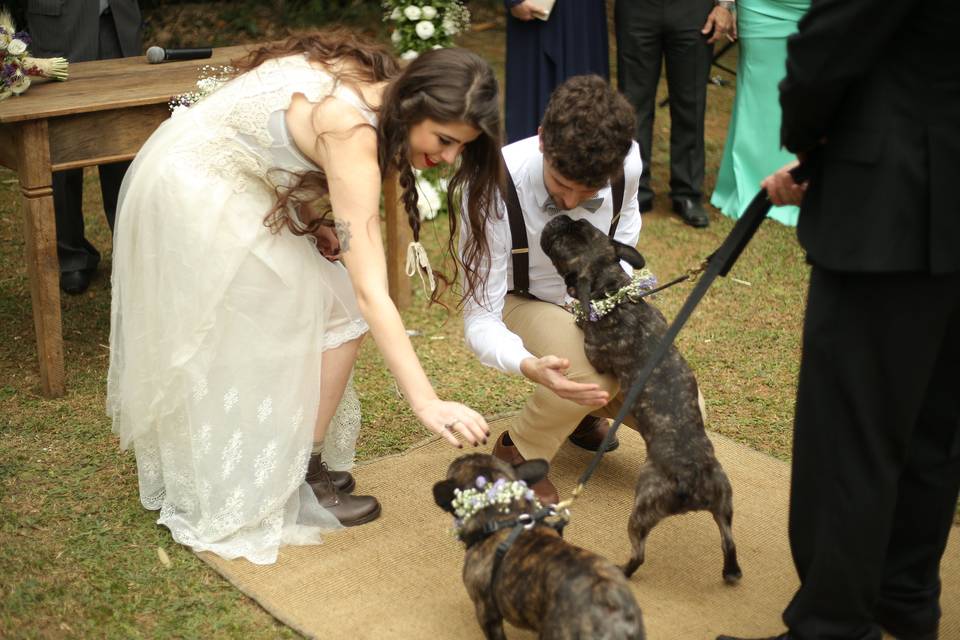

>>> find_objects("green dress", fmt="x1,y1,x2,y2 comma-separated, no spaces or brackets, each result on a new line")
711,0,810,226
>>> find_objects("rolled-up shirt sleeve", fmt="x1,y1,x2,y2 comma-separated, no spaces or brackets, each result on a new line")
460,199,535,376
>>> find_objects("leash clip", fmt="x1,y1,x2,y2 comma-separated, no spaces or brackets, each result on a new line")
516,513,535,530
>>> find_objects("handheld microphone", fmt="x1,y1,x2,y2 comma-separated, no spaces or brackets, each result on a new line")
146,46,213,64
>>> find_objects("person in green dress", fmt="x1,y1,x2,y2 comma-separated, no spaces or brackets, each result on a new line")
710,0,810,226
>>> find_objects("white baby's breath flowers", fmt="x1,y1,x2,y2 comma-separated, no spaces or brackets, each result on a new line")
415,20,435,40
390,7,403,20
421,5,438,19
441,17,459,36
403,5,422,20
400,49,419,61
7,38,26,55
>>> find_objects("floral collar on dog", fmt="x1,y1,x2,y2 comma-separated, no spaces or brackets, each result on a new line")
571,268,658,323
450,476,541,537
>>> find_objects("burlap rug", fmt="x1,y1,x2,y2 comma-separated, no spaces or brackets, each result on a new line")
198,417,959,639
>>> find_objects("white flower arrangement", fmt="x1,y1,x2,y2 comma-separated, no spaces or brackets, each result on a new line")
168,64,234,116
0,9,68,102
383,1,470,59
450,475,541,536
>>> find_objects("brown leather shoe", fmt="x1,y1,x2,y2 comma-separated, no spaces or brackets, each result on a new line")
491,432,559,505
306,453,355,493
567,416,620,452
307,455,380,526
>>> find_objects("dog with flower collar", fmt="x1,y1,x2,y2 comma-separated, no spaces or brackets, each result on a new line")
540,214,742,585
434,453,644,640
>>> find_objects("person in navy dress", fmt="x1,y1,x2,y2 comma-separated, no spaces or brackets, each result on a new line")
503,0,610,143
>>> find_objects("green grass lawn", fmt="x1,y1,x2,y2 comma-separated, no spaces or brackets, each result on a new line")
0,12,816,639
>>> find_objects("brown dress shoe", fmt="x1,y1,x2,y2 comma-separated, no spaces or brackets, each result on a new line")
491,432,559,505
567,416,620,452
307,455,381,526
306,452,355,493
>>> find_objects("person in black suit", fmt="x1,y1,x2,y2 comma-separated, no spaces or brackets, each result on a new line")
717,1,960,639
503,0,610,144
25,0,142,294
614,0,735,228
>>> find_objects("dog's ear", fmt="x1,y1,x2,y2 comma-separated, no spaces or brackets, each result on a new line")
514,459,549,486
612,240,646,269
433,479,458,513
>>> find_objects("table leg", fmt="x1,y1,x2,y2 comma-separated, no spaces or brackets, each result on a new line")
16,120,66,397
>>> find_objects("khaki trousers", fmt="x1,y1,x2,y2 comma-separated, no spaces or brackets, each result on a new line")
503,294,643,461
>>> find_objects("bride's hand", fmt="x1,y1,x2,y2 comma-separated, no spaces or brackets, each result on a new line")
414,399,490,448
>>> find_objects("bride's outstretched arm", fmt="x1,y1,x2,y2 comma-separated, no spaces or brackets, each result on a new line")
298,97,489,448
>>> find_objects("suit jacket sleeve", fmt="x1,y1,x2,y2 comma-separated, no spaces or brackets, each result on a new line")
780,0,919,152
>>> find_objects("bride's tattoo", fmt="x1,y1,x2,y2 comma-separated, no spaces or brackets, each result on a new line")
335,219,352,253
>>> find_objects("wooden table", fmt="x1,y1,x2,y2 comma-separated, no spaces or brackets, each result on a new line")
0,45,410,398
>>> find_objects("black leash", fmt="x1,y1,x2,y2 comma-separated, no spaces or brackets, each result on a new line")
563,160,817,501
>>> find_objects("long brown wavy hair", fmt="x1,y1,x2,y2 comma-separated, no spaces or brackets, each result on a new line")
231,30,502,307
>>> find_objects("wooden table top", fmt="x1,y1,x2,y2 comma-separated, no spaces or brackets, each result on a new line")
0,44,255,124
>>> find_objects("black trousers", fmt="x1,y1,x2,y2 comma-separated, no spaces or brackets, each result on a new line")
784,267,960,640
614,0,713,204
54,11,131,273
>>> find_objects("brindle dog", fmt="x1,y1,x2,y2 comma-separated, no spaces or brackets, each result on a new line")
434,453,645,640
540,214,742,585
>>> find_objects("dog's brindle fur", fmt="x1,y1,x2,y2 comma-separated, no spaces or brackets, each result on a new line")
434,454,645,640
540,214,742,584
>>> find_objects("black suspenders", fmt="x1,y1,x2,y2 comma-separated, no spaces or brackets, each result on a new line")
503,161,626,298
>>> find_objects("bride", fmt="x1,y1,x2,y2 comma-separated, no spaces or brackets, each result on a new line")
107,30,501,564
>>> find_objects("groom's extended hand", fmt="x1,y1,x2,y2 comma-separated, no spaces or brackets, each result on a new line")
521,355,610,406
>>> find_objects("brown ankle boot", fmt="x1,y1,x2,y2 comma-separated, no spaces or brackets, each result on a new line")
491,431,559,505
306,455,381,526
567,416,620,452
307,452,355,493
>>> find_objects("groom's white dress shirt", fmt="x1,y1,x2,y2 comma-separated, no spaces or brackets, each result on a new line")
459,135,644,376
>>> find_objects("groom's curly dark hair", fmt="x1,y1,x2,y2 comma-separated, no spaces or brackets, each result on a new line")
540,75,636,189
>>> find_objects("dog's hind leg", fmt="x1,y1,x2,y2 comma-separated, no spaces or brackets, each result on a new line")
622,466,669,578
475,601,507,640
712,477,742,584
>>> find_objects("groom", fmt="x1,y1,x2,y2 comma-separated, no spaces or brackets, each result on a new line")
459,75,646,504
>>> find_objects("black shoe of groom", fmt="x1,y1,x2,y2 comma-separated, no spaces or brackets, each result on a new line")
673,197,710,228
716,633,790,640
567,416,620,453
60,268,96,295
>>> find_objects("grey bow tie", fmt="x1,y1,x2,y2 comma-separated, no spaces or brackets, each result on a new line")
544,196,604,214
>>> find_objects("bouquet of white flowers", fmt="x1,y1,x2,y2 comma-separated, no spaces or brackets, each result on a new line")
0,10,68,102
382,1,470,62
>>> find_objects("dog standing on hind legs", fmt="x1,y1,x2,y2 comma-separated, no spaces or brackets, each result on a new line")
540,214,742,585
434,453,645,640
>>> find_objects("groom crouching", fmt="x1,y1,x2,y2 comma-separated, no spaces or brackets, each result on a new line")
458,75,645,504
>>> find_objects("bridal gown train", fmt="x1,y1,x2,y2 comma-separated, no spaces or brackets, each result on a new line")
108,54,374,564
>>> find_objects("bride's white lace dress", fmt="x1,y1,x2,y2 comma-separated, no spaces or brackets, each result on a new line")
108,54,371,564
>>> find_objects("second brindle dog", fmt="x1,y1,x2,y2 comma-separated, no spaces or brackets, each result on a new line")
434,453,645,640
540,214,742,584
